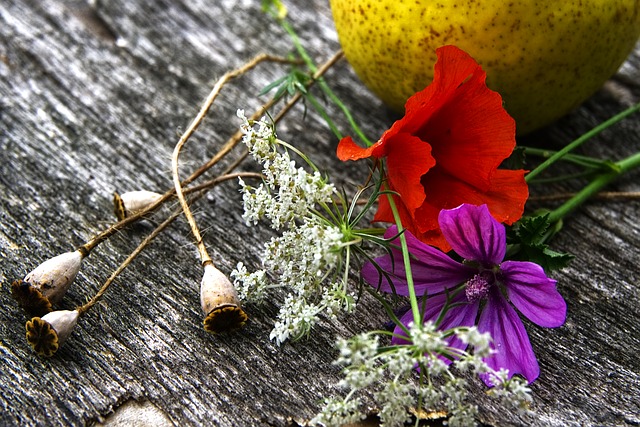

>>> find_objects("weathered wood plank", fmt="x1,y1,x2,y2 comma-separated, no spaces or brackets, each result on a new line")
1,1,639,426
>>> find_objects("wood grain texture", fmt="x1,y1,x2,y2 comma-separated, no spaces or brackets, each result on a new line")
1,1,639,426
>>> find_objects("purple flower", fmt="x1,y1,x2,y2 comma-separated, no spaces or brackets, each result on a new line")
363,204,566,384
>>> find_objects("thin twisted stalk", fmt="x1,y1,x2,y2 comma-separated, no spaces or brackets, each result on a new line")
171,54,287,267
76,50,345,315
76,172,260,315
78,51,343,257
78,55,293,257
172,51,344,267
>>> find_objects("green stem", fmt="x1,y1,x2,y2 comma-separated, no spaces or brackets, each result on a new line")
525,102,640,183
354,227,386,236
528,170,600,184
278,19,373,146
385,188,421,329
548,151,640,223
275,138,320,173
304,92,342,139
342,245,351,294
524,147,614,171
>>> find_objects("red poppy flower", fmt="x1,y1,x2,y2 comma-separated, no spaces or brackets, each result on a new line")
338,45,528,251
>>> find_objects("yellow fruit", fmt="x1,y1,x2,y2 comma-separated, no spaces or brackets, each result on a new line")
330,0,640,134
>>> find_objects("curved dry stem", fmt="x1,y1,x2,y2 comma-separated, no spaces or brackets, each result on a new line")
76,172,260,315
173,51,343,267
75,49,345,317
173,54,294,267
77,50,344,258
178,49,344,189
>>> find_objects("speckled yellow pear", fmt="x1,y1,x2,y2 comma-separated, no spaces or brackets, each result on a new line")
330,0,640,134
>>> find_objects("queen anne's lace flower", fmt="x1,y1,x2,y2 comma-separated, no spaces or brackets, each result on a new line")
237,110,336,230
313,324,532,426
233,111,353,344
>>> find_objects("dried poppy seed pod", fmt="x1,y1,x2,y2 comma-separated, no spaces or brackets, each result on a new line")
113,190,162,221
25,309,80,357
12,250,84,316
200,264,248,333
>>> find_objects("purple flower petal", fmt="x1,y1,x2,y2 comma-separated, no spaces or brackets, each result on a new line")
438,204,506,265
362,226,475,296
392,292,479,363
478,288,540,385
501,260,567,328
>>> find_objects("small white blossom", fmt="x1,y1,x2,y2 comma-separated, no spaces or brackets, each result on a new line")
269,294,321,345
375,380,414,426
321,282,356,320
408,321,448,354
447,404,479,427
424,353,450,376
442,376,469,408
418,384,443,409
457,327,493,358
310,397,365,427
238,178,269,226
235,108,358,345
238,110,336,231
385,347,414,377
340,362,384,390
237,109,276,161
335,333,379,367
231,262,269,301
486,370,534,414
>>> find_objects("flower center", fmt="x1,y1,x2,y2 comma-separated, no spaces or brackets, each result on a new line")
465,271,493,303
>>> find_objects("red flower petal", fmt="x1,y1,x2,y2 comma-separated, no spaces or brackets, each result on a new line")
337,45,527,251
372,189,408,228
385,133,435,215
415,169,527,251
420,169,528,223
336,136,385,161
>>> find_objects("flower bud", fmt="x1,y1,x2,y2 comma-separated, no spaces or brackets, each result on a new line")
12,250,84,316
25,309,80,357
200,264,248,333
113,191,162,221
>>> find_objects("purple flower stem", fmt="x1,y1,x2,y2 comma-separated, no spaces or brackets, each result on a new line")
384,183,422,329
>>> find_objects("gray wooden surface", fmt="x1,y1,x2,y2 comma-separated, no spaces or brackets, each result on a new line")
1,1,639,426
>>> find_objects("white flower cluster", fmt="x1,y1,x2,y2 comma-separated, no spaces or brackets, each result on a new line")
237,109,336,229
485,369,534,415
232,110,355,344
312,324,533,427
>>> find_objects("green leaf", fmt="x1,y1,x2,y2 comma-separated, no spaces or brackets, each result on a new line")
517,244,575,272
506,213,573,272
512,213,552,245
259,68,312,102
258,75,288,97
